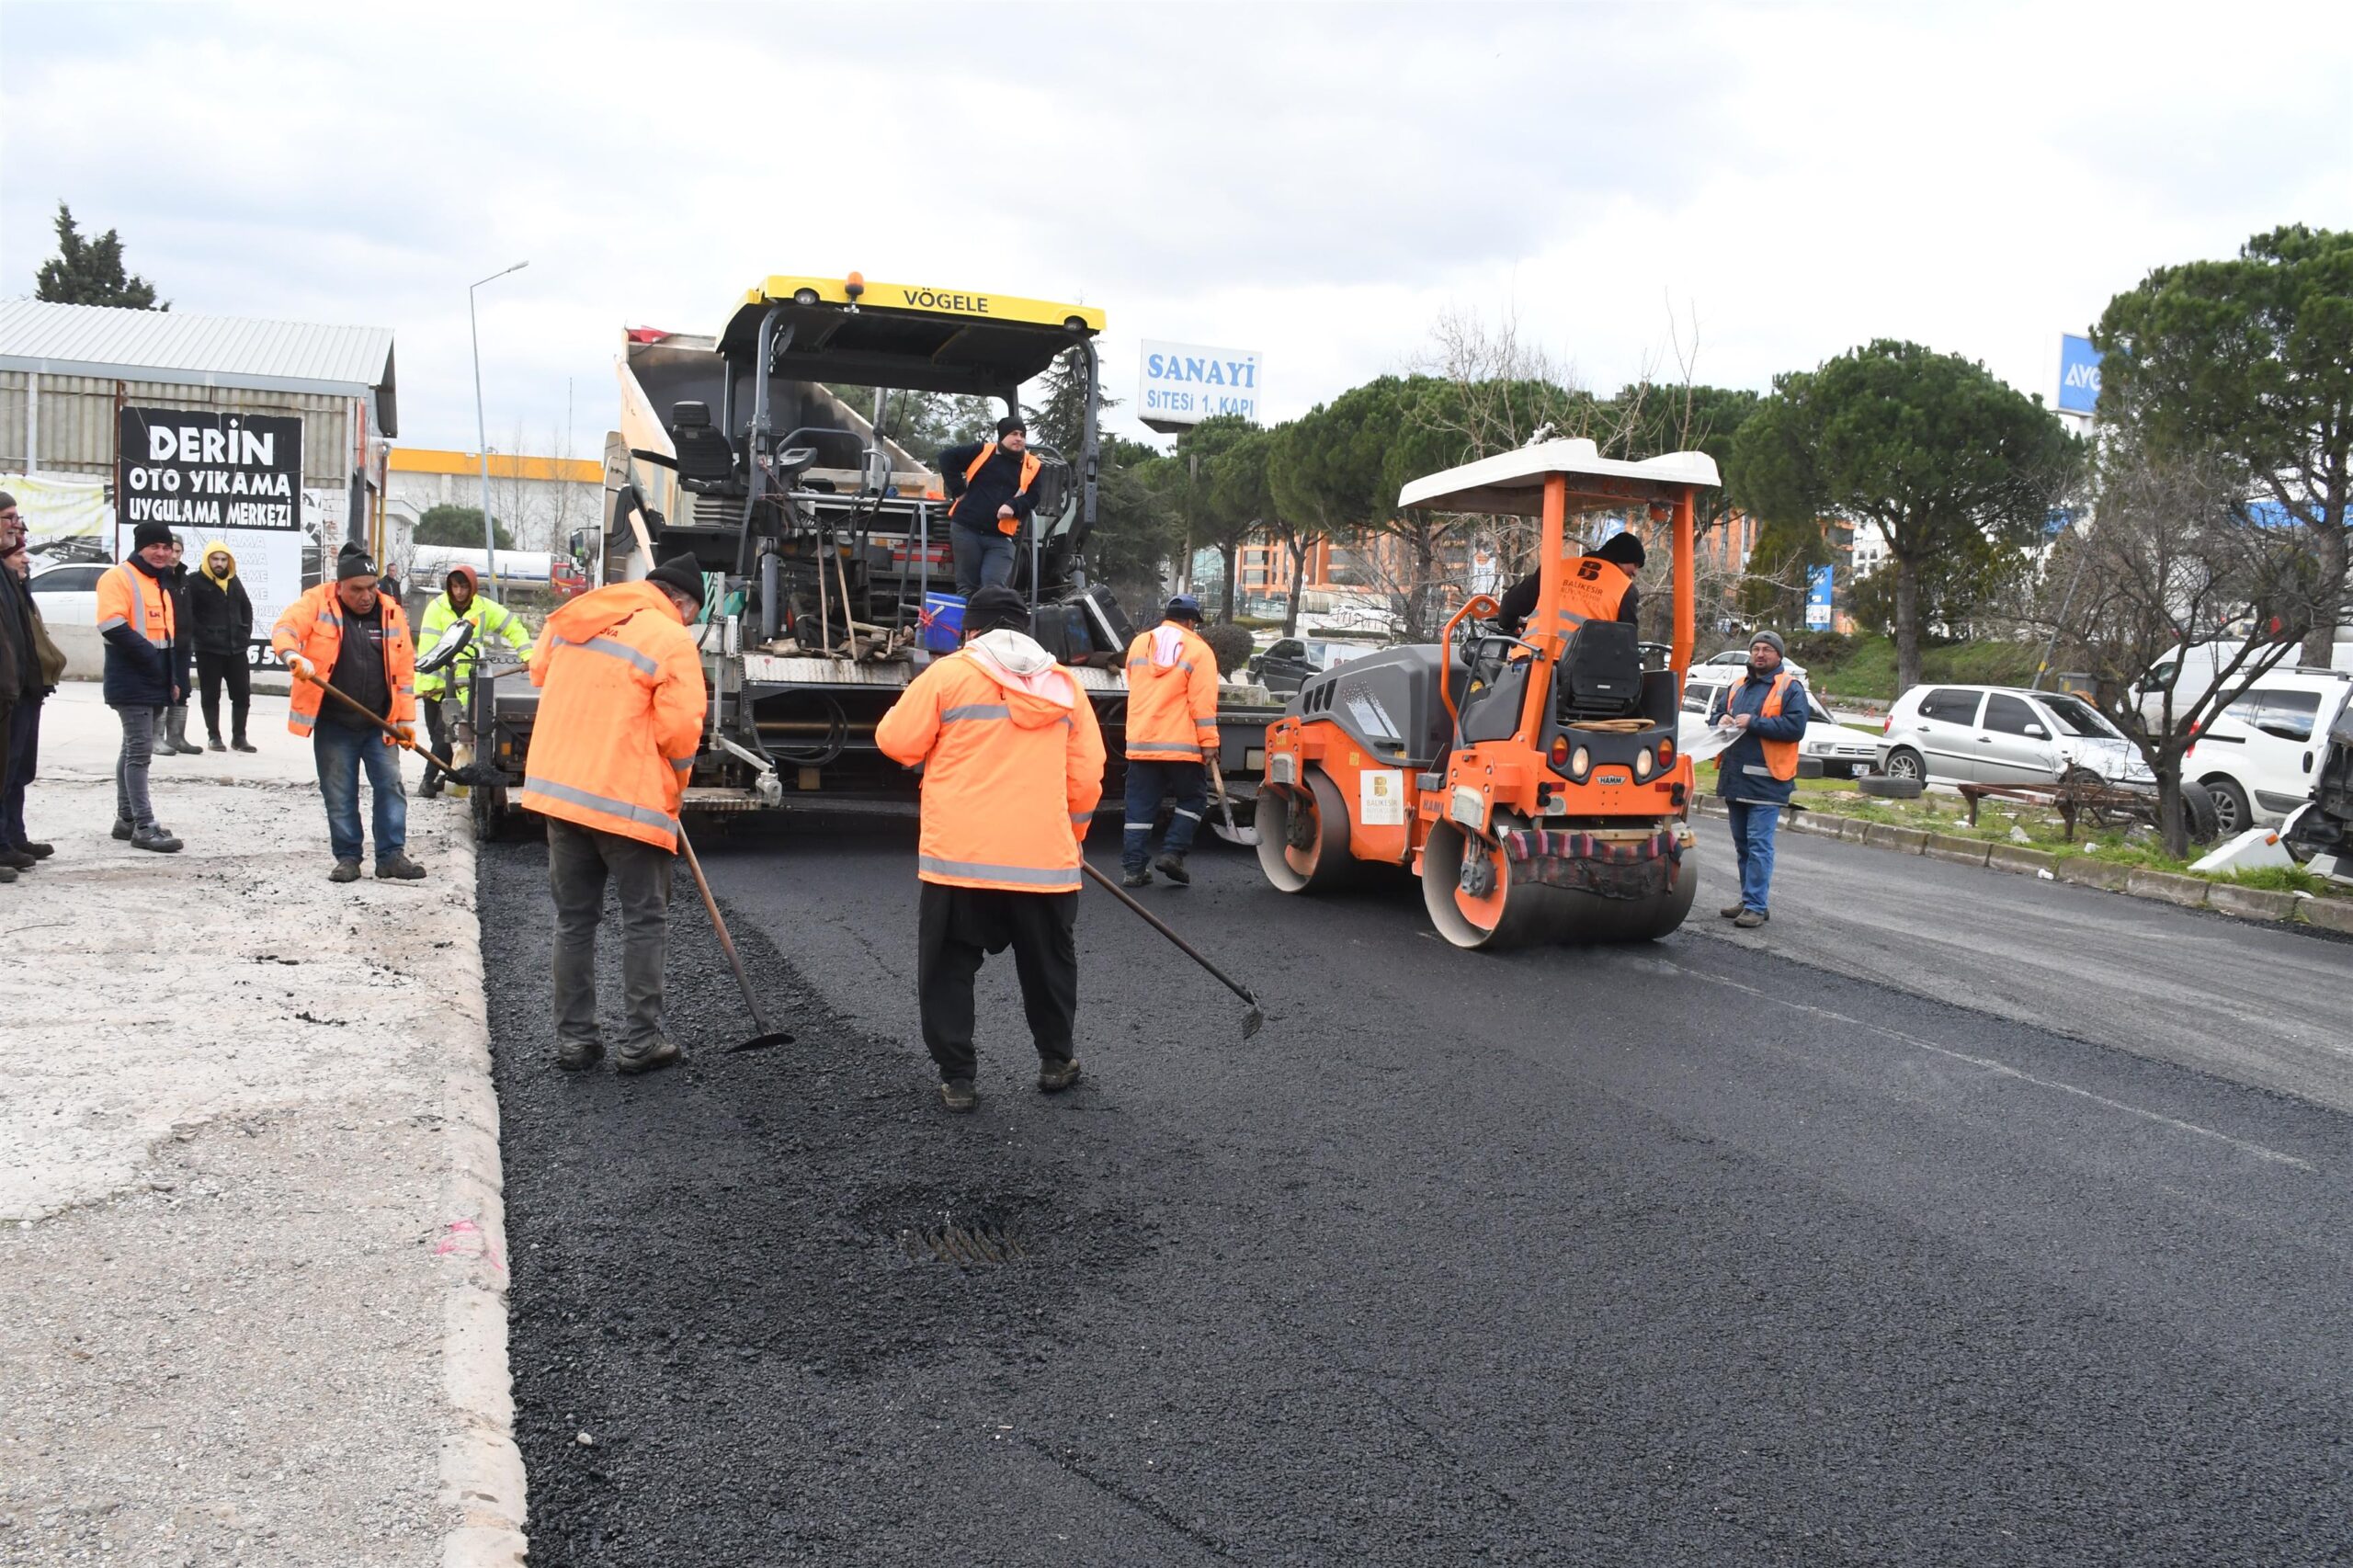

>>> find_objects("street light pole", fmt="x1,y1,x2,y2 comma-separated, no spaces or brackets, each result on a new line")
469,261,529,592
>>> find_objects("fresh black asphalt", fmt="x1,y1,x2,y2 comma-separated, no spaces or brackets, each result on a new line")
480,812,2353,1566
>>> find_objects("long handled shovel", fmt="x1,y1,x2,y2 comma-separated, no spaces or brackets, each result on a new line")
1080,858,1266,1039
301,672,506,787
1206,757,1258,847
675,824,796,1052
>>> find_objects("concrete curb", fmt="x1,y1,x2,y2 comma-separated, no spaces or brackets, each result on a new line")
1733,802,2352,934
433,825,530,1567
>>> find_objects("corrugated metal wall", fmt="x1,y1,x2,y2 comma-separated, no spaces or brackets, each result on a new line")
0,371,352,486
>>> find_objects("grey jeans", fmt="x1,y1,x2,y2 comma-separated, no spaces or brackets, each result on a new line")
114,704,163,829
547,817,676,1051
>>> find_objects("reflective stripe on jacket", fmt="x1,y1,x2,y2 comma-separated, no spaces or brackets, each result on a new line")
1551,554,1633,640
415,593,532,697
97,560,184,708
1122,620,1220,762
875,640,1107,892
270,583,417,737
1710,668,1808,801
517,580,708,850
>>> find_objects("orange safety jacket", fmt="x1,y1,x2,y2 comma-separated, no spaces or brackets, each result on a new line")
1122,620,1220,762
961,442,1042,537
875,632,1107,892
517,580,709,850
1549,553,1633,641
1726,668,1800,781
270,583,417,738
96,559,183,706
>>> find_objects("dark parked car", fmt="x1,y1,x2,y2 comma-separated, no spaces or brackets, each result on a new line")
1247,637,1377,696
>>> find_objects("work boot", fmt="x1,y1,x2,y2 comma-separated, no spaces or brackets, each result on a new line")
131,824,183,854
0,865,14,884
1038,1057,1083,1094
328,860,362,883
938,1078,978,1113
20,843,52,859
165,709,202,756
1719,903,1745,919
0,847,33,872
207,734,226,752
556,1038,605,1072
1733,909,1768,929
1120,866,1153,889
616,1037,681,1075
418,776,443,800
112,819,134,841
374,852,427,881
232,734,257,754
1154,850,1190,885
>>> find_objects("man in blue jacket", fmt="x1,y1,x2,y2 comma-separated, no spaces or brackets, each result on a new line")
1707,630,1808,928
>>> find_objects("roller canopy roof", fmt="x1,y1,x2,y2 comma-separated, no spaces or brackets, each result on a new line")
716,276,1105,397
1398,438,1720,516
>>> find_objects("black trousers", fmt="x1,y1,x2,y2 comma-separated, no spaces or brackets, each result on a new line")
195,650,251,740
1,698,37,848
421,698,452,789
916,881,1078,1081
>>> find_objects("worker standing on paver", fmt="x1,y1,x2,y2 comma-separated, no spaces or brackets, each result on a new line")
876,584,1106,1113
415,564,532,798
1119,593,1220,888
1708,630,1810,929
939,417,1042,597
97,520,189,854
273,543,425,883
519,554,709,1076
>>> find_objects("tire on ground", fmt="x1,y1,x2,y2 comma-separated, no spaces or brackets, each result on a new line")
2179,781,2222,846
1857,775,1925,800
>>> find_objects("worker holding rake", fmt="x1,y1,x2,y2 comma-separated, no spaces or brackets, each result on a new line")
877,585,1106,1113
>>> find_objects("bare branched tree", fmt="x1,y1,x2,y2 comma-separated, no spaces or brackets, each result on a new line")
2006,438,2326,856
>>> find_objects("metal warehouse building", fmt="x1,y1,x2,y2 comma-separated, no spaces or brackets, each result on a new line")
0,298,397,540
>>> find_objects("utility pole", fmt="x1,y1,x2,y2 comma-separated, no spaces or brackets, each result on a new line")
470,261,529,590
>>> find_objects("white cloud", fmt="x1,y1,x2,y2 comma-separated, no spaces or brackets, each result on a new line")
4,0,2347,461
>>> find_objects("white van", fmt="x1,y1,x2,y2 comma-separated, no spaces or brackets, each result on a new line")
2184,666,2353,835
2135,639,2353,727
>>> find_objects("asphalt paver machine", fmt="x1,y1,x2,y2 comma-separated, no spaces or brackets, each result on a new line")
1254,439,1716,948
467,273,1288,835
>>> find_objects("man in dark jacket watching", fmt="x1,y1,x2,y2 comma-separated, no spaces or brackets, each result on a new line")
188,541,257,752
0,494,40,881
97,520,191,853
1707,630,1809,929
939,416,1042,597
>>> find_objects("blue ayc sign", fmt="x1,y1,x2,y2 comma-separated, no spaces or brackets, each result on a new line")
2057,335,2103,416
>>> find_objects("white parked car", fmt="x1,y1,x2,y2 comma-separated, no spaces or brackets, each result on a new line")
1694,647,1808,681
1680,671,1876,777
2183,666,2353,835
2132,638,2353,726
27,562,104,626
1878,684,2154,787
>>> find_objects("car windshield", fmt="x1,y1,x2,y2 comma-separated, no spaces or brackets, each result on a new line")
2039,694,2119,739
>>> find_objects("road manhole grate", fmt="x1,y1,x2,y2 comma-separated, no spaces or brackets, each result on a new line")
895,1223,1029,1266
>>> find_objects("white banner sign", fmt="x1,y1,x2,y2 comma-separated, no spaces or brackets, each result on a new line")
1140,340,1264,429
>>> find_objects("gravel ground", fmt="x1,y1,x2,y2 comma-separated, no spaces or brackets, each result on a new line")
485,811,2353,1567
1,687,498,1566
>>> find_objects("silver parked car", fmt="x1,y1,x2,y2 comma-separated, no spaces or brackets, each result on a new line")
1877,685,2154,787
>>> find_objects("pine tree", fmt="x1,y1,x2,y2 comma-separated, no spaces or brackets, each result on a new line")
34,203,167,310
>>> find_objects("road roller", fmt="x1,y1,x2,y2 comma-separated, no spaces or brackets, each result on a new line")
1254,438,1715,949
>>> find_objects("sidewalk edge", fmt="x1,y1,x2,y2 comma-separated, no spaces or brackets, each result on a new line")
434,824,529,1568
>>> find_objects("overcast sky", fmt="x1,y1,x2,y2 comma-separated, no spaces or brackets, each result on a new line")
4,1,2347,460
